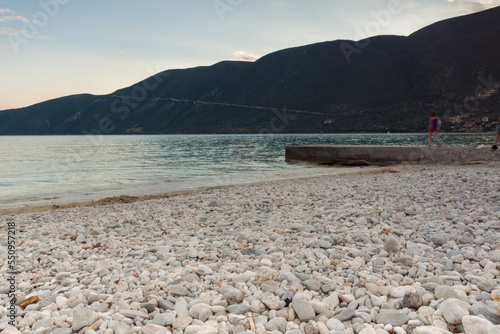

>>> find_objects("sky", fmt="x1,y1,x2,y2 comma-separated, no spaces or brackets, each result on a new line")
1,0,499,110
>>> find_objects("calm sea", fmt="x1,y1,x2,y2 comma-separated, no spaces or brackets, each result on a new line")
0,133,494,209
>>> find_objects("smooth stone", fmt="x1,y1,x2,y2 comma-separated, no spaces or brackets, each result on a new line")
169,285,189,296
173,316,193,331
194,264,213,276
226,303,250,315
52,329,72,334
334,308,355,322
151,314,168,326
114,323,131,334
119,309,150,319
413,327,452,334
175,298,191,318
462,315,496,334
438,299,469,325
189,303,213,321
261,280,280,292
359,328,377,334
291,299,316,322
304,279,322,291
223,290,244,305
72,307,98,331
158,299,175,311
265,317,287,332
470,302,500,325
141,324,168,334
316,239,331,249
434,285,458,300
384,236,402,251
324,292,340,310
326,318,345,331
376,311,409,327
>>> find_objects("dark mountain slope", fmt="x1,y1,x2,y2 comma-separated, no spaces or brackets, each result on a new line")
1,6,499,134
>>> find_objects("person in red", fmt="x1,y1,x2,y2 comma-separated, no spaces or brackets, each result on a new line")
493,116,500,150
428,111,442,146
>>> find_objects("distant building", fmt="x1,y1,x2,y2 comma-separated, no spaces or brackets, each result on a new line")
482,117,489,122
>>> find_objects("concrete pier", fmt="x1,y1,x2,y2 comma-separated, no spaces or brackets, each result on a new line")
285,145,500,165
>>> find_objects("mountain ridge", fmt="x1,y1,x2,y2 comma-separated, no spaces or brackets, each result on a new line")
1,6,499,135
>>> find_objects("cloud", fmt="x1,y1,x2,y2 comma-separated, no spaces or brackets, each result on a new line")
448,0,500,13
232,51,259,62
0,27,50,40
0,27,26,35
0,8,13,14
0,15,28,22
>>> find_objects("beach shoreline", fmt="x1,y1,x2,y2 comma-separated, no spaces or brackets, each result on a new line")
1,163,500,333
0,165,403,217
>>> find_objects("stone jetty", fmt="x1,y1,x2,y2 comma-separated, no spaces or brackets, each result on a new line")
285,145,500,165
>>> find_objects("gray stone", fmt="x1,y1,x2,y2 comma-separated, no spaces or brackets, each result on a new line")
260,280,280,292
316,239,331,249
223,289,244,305
334,308,355,321
158,299,175,311
189,303,213,321
291,299,316,322
428,235,447,246
462,315,496,334
470,302,500,325
52,329,72,334
226,303,250,315
376,310,409,327
175,298,191,318
114,323,131,334
304,279,322,291
457,232,474,244
434,285,458,300
169,285,189,296
438,299,469,325
295,273,312,281
119,309,150,319
32,318,54,331
384,236,402,252
265,317,287,332
322,284,334,293
72,307,98,331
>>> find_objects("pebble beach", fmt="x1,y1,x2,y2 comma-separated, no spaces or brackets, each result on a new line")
1,164,500,334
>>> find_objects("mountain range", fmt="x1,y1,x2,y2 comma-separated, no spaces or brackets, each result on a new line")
1,6,499,135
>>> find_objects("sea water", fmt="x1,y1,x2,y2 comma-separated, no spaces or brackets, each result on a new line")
0,133,494,209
